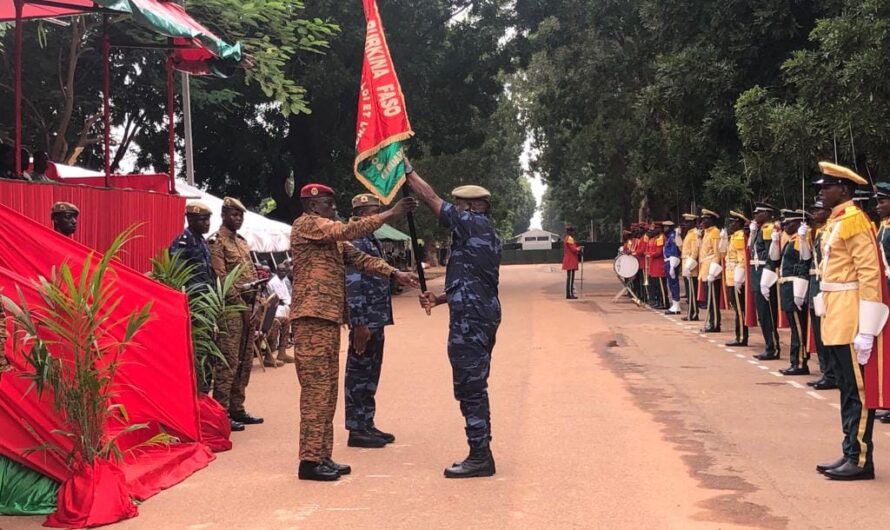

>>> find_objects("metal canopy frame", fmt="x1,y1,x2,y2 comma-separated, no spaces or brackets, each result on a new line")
9,0,207,193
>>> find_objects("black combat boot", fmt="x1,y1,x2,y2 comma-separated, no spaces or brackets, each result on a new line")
322,457,351,475
444,446,496,479
298,460,339,481
369,426,395,444
348,430,387,448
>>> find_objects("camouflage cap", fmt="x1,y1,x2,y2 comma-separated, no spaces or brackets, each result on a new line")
51,202,79,215
452,185,491,200
351,193,382,208
186,201,212,216
222,197,247,213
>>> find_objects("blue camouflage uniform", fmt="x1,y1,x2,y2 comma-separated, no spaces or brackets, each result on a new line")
663,228,681,303
169,227,215,290
345,230,394,432
440,202,502,449
169,227,215,392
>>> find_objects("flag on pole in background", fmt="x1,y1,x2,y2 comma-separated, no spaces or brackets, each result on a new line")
354,0,414,204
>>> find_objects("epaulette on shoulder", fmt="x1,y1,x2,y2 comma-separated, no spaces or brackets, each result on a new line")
207,232,220,243
656,235,664,245
762,224,774,238
837,208,874,240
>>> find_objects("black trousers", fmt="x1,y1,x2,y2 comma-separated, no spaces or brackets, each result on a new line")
566,269,576,298
648,276,664,307
786,306,809,367
754,285,780,355
727,285,749,344
704,279,722,330
826,344,875,468
809,308,836,384
684,276,699,320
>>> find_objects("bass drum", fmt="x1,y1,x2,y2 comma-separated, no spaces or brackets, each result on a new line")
614,254,640,279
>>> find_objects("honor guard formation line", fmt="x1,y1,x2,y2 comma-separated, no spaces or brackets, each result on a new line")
608,161,890,481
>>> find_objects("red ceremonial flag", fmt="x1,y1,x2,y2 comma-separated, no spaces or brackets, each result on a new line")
354,0,415,204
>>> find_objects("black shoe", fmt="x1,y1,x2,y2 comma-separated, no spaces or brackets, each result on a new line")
322,457,351,476
806,378,824,387
230,411,264,425
816,456,848,474
229,419,245,432
780,366,810,376
369,426,395,444
824,460,875,481
347,430,387,448
813,380,839,391
681,317,690,321
566,295,578,300
664,310,681,315
701,326,721,333
298,460,340,481
724,340,748,347
754,352,780,361
882,415,890,424
444,446,496,479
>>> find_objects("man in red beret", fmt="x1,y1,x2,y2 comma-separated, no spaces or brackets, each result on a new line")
290,183,418,481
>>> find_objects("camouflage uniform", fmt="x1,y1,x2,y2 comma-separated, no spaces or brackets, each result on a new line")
440,202,502,449
209,225,258,415
170,227,216,392
290,213,395,462
169,227,216,290
345,229,394,432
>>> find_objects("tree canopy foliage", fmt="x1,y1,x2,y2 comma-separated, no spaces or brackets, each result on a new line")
514,0,888,239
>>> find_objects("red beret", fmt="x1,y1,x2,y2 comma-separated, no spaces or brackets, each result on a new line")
300,183,335,198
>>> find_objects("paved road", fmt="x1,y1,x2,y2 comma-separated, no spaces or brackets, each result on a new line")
3,263,889,529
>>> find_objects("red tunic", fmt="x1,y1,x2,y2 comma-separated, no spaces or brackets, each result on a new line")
646,235,666,278
562,235,582,271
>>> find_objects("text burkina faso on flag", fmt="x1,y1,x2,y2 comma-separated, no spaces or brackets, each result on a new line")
354,0,414,205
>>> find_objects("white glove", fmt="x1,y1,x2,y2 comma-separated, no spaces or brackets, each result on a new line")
771,230,781,242
854,333,875,365
669,267,676,279
733,266,745,286
794,296,805,310
797,223,809,238
761,284,770,300
696,228,703,237
707,274,716,283
749,221,758,233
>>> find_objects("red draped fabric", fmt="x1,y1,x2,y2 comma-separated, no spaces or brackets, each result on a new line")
0,204,213,526
0,0,95,21
0,179,184,272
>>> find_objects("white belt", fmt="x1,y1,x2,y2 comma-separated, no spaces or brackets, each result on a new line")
778,277,795,285
809,269,817,276
820,281,859,292
750,259,767,266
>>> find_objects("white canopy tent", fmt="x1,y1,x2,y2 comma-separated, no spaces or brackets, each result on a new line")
175,182,291,252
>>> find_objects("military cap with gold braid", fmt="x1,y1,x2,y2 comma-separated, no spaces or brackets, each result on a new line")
681,213,699,221
51,202,79,215
222,197,247,213
700,208,719,219
352,193,382,208
816,161,869,186
728,210,749,224
780,209,808,223
186,201,212,216
452,185,491,201
661,220,675,227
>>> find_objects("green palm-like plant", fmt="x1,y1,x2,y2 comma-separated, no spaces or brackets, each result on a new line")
150,251,245,387
0,228,168,464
